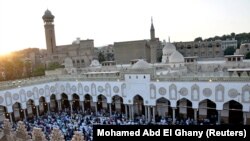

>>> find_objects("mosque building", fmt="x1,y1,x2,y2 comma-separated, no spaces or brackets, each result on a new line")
42,9,95,68
0,9,250,137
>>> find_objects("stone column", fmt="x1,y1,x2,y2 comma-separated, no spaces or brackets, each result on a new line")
244,112,247,125
23,109,27,120
131,105,134,121
57,100,61,111
109,103,112,116
47,103,50,113
130,105,133,120
194,109,198,121
82,101,85,112
79,102,83,111
128,105,131,120
153,106,155,122
95,102,98,115
217,110,221,125
70,100,73,112
172,108,176,124
125,104,128,119
145,106,148,122
9,113,13,123
36,106,39,117
147,106,151,122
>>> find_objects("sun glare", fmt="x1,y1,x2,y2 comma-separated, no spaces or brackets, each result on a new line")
0,50,13,57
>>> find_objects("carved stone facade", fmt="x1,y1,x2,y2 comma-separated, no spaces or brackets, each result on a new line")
15,121,31,141
50,128,64,141
71,131,85,141
32,128,47,141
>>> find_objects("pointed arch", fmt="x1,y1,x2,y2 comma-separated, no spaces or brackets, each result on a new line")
191,84,199,101
50,94,57,112
61,93,70,111
12,102,22,121
242,84,250,103
66,83,71,94
169,84,177,100
33,87,39,99
78,83,83,95
45,85,50,97
84,94,93,113
150,84,156,99
121,83,126,97
91,83,96,96
39,96,47,115
215,84,224,102
133,95,145,116
26,99,36,119
198,99,217,124
105,83,111,96
97,94,107,112
176,98,193,119
5,92,12,106
112,95,125,113
71,86,77,93
72,94,80,111
156,97,172,118
223,100,243,124
19,89,26,103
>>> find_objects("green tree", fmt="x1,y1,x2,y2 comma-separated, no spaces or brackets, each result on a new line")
194,37,203,42
24,60,32,78
13,58,25,79
46,62,64,70
245,52,250,59
231,32,235,38
32,64,45,76
106,53,114,61
98,52,105,63
2,59,15,80
224,47,236,55
214,36,220,40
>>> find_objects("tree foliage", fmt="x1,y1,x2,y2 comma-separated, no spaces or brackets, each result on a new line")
0,54,47,81
194,37,203,42
198,32,250,48
224,47,236,55
32,64,45,76
98,52,105,63
245,52,250,59
46,62,64,70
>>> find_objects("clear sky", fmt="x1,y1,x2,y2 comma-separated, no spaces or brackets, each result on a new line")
0,0,249,55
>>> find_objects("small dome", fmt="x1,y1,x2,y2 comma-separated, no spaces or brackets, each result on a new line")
45,9,52,15
169,51,184,63
131,59,151,70
163,42,176,55
90,59,101,67
42,9,54,20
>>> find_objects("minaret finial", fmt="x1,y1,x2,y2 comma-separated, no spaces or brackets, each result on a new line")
150,17,155,40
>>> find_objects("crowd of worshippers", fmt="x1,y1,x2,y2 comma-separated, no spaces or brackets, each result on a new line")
0,109,216,141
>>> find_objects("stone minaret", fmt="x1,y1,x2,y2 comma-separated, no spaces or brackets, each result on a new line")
42,9,56,55
150,17,157,63
150,17,155,40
